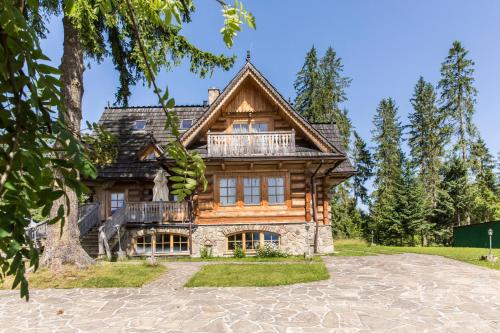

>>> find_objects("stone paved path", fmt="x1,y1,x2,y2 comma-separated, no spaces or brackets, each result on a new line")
1,254,500,332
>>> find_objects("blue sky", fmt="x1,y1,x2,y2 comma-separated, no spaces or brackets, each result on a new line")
41,0,500,155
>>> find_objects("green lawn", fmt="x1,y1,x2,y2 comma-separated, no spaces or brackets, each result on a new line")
1,262,166,290
132,255,322,263
185,262,330,287
333,239,500,270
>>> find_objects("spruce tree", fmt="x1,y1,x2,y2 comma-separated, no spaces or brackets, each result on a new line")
408,77,446,210
371,98,403,244
439,157,473,228
352,131,373,206
317,47,352,144
396,158,432,246
469,137,500,222
294,46,321,121
438,41,477,162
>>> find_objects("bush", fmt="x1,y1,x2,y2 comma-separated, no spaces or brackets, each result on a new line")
200,246,213,259
256,243,288,258
233,244,246,258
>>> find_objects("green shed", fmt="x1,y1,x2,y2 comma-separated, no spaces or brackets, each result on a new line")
453,221,500,248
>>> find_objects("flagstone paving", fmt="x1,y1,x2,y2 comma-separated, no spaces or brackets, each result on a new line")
1,254,499,332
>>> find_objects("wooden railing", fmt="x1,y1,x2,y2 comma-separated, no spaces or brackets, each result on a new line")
26,203,100,243
126,201,189,223
99,205,127,259
77,203,100,238
207,130,296,157
26,219,48,243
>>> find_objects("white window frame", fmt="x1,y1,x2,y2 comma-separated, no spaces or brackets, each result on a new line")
133,120,147,131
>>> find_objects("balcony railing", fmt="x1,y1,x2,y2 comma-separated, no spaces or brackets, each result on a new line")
207,130,296,157
126,201,189,223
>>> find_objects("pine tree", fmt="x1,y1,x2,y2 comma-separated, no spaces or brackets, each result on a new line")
317,47,352,144
371,98,403,244
352,131,373,206
294,46,321,121
330,186,358,238
438,41,477,162
408,77,446,210
396,158,432,246
439,157,473,228
469,137,500,222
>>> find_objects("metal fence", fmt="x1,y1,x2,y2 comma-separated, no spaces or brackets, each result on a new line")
453,221,500,248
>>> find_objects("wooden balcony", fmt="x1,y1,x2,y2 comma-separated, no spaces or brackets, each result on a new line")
207,131,296,157
125,201,189,224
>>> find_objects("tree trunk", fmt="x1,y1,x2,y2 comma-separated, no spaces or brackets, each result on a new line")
41,15,93,270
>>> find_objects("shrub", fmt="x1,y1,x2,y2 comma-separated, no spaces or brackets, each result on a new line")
256,243,288,258
233,244,246,258
200,246,213,259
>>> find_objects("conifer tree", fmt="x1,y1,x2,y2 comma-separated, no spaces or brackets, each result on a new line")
352,131,373,206
396,158,432,245
469,137,500,222
317,47,352,144
408,77,446,210
438,41,477,162
294,46,321,121
438,157,473,228
370,98,403,244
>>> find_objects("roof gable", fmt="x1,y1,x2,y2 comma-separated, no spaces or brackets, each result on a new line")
180,62,343,155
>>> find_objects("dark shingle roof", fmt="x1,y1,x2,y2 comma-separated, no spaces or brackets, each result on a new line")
95,105,354,179
97,106,206,179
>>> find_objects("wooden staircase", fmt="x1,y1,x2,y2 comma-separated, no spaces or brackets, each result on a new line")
81,225,100,258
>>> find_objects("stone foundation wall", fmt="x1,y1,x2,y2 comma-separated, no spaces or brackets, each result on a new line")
124,223,333,257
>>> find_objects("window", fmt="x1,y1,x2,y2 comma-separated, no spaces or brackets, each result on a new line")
232,122,249,133
138,233,188,254
219,178,236,206
227,231,280,252
172,234,189,252
252,122,268,132
264,232,280,247
136,235,152,254
111,192,125,213
155,234,171,253
180,119,193,130
144,151,156,160
245,231,260,250
267,177,285,204
227,233,243,250
243,178,260,205
133,120,147,131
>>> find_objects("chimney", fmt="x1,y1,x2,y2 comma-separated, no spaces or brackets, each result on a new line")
208,88,220,105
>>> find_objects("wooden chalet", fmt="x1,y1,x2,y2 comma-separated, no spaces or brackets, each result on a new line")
84,60,354,258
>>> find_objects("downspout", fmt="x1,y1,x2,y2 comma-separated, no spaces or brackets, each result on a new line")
311,160,323,253
188,195,194,256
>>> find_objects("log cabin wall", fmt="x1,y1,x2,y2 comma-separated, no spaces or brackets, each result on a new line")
195,161,331,226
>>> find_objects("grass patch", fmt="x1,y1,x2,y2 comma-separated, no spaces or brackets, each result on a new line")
185,262,329,287
333,239,500,270
1,262,166,290
131,255,322,263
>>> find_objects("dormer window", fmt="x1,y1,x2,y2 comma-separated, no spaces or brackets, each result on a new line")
133,120,147,131
180,119,193,130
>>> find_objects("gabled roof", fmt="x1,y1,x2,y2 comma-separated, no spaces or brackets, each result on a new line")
180,61,343,155
92,62,356,179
